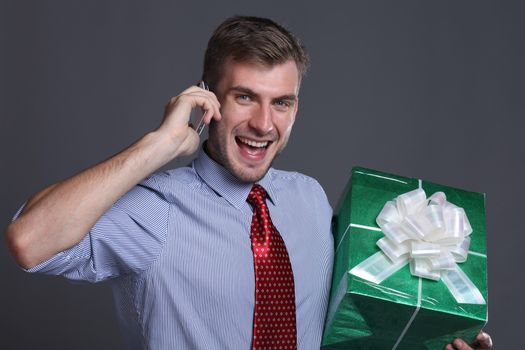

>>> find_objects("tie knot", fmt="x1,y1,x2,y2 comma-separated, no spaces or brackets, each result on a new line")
247,184,267,206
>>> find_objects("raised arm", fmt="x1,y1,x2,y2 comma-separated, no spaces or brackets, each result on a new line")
5,85,221,269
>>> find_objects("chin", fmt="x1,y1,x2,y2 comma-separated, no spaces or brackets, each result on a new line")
206,138,277,183
229,162,272,183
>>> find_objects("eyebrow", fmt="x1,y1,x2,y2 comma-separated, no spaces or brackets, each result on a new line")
228,85,298,102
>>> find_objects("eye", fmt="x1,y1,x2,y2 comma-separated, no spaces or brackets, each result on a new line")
236,94,252,103
274,100,291,111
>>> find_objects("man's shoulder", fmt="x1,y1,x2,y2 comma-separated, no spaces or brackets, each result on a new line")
137,166,201,200
268,168,327,198
146,166,198,185
268,168,319,184
268,168,332,219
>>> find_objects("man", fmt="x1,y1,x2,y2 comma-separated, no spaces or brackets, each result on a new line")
5,16,491,350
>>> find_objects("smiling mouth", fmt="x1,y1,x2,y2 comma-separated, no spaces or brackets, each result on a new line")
236,136,272,149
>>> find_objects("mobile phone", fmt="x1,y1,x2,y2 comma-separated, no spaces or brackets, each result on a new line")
195,81,209,135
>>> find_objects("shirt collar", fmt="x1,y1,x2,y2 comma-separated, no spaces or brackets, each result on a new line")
193,144,278,210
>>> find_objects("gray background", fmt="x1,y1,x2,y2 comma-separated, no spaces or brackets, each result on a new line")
1,0,523,348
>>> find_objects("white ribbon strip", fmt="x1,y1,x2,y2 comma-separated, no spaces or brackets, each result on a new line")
442,265,486,304
349,188,485,305
350,251,408,284
354,170,409,185
391,278,422,350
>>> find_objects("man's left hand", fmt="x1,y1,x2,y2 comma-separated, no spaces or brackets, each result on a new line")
445,331,492,350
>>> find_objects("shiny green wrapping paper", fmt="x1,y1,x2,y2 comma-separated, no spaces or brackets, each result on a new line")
322,167,488,349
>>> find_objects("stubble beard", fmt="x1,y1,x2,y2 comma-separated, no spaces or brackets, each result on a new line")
206,126,288,184
205,138,272,183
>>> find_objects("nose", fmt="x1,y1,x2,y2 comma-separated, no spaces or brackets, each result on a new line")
248,104,274,135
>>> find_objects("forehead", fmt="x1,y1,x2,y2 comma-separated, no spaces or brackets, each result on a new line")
216,59,300,97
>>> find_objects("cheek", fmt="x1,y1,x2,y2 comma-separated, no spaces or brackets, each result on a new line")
220,101,238,120
277,115,296,138
221,106,252,130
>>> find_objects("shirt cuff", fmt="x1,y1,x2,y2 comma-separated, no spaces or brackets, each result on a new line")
11,201,82,274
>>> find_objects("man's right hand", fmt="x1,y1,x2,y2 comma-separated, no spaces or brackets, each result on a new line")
157,84,222,158
5,85,221,269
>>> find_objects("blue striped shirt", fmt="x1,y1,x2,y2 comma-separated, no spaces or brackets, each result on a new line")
21,149,334,349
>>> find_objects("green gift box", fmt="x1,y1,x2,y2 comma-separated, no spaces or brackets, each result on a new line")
322,167,488,349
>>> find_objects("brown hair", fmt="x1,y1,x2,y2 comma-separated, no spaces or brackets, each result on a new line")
202,16,309,90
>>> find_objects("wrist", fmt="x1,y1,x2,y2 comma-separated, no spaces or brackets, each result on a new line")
138,131,175,165
142,128,193,164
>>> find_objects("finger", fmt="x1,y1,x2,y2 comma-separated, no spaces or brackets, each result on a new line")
201,92,221,121
186,92,221,124
173,92,219,115
452,338,473,350
181,91,221,120
163,86,221,131
472,331,492,350
163,97,215,131
445,344,455,350
179,85,209,95
165,90,208,114
205,100,222,124
176,91,220,119
194,96,219,123
193,83,222,119
183,84,221,108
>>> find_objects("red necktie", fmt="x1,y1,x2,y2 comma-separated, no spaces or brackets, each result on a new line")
247,184,297,350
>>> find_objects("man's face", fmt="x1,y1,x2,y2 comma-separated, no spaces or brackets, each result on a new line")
206,59,300,183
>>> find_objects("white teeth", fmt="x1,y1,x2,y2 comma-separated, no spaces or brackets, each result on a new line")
238,137,269,148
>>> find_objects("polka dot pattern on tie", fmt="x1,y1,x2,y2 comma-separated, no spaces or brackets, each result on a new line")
247,184,297,350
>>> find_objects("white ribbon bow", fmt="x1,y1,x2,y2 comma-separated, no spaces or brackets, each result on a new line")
350,188,486,305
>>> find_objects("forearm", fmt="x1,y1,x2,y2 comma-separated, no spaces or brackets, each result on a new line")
6,130,177,269
5,84,221,269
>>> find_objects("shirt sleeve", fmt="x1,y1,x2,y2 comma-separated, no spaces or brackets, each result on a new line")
18,175,170,283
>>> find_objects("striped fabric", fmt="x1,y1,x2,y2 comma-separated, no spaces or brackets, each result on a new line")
21,149,334,349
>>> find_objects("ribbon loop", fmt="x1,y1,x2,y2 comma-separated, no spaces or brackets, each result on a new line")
396,189,427,217
350,188,485,305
